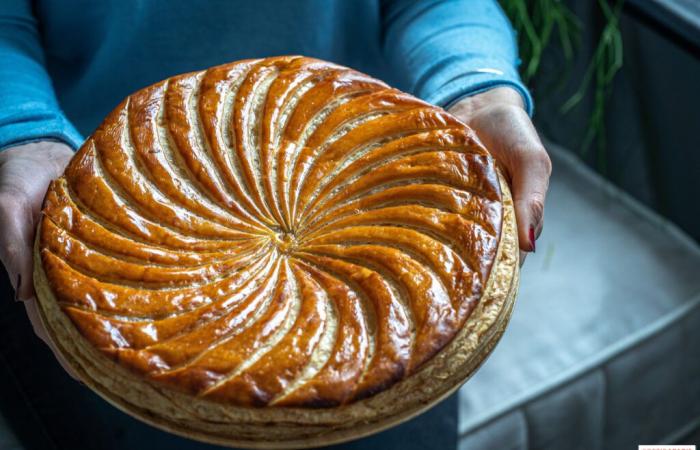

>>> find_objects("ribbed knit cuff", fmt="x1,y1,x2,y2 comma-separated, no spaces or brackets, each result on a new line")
0,106,83,151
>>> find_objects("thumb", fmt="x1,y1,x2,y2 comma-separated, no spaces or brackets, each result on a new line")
461,103,552,254
0,194,36,301
508,147,552,252
24,296,82,381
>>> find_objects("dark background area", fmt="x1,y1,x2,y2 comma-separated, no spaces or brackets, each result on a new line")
530,0,700,242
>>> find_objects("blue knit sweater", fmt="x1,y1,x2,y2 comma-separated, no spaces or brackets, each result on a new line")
0,0,530,150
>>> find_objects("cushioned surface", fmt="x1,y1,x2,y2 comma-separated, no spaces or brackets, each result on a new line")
458,144,700,449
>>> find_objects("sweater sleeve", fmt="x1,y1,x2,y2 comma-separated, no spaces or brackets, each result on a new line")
0,0,82,151
381,0,533,114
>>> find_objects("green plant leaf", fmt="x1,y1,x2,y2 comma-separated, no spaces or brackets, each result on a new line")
499,0,624,171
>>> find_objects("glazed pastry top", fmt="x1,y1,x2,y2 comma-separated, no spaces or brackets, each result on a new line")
37,56,503,407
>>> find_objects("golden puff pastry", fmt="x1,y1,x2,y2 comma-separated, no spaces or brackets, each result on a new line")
34,56,519,448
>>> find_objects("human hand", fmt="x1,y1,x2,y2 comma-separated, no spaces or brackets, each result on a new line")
0,141,80,379
448,87,552,259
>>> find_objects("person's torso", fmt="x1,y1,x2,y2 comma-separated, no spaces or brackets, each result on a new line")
34,0,389,137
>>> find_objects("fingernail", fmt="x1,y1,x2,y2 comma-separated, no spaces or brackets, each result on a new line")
529,226,536,253
14,274,22,302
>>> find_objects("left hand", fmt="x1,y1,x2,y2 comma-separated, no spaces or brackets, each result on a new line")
448,87,552,260
0,141,80,380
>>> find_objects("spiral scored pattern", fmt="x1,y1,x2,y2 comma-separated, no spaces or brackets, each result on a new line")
38,56,503,408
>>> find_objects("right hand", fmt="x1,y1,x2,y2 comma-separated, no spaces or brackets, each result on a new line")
448,87,552,264
0,141,81,380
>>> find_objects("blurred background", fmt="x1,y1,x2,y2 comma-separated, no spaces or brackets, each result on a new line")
507,0,699,242
455,1,699,448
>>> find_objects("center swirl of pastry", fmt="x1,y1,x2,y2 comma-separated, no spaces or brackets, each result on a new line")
272,232,297,254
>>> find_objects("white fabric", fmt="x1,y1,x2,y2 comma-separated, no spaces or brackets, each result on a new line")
458,143,700,449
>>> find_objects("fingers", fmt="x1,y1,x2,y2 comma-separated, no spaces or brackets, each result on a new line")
2,210,82,381
0,193,36,300
0,198,80,380
24,297,82,381
0,142,73,300
0,141,80,383
459,103,552,253
486,106,550,252
509,143,551,252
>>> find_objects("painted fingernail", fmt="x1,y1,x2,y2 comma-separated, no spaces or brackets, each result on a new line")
14,274,22,302
529,226,536,253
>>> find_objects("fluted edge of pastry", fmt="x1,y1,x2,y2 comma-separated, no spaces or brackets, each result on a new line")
33,170,517,448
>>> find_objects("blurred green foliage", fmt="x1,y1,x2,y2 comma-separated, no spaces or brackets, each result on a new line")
500,0,624,170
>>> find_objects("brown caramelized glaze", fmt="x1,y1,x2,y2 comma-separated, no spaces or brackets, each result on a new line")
37,56,503,407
